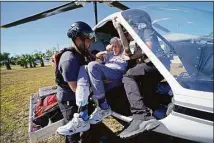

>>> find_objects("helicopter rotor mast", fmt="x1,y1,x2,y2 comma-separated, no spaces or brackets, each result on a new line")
93,1,98,25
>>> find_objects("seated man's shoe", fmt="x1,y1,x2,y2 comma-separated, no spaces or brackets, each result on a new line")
119,118,160,138
57,113,90,136
89,107,112,124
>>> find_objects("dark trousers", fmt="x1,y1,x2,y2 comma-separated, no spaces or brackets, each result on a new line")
57,100,80,143
122,62,163,120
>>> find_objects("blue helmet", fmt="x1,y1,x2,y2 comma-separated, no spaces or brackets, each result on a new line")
67,21,94,41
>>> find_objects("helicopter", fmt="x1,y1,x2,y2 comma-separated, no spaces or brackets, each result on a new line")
1,1,213,143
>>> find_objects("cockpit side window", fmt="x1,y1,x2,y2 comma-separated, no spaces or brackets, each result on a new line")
90,21,119,53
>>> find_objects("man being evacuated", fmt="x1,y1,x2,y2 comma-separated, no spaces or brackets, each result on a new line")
57,37,128,136
113,11,170,138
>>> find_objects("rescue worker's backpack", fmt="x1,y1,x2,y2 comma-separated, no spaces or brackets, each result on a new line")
54,47,78,90
54,47,95,90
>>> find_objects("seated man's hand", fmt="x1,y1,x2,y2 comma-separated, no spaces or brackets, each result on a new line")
112,17,121,29
122,54,130,61
124,49,132,56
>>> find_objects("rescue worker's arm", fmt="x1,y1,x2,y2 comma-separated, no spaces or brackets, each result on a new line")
61,59,80,93
96,51,107,61
112,18,131,55
96,51,107,58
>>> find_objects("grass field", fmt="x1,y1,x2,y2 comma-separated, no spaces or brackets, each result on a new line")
0,65,124,143
1,65,56,142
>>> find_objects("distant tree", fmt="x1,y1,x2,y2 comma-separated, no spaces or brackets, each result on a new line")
10,56,18,65
26,54,34,68
46,49,53,59
46,47,58,59
16,55,28,68
52,47,58,53
34,52,45,67
32,55,37,68
0,52,12,70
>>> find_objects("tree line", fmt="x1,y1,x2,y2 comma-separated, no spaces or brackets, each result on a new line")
0,47,58,70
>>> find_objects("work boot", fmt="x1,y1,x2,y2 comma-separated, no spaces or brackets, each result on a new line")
119,118,160,138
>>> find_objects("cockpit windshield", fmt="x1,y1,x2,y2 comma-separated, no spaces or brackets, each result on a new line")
121,5,213,92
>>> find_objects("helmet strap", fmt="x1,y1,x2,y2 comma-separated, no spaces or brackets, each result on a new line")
79,38,87,54
72,37,88,56
71,38,82,55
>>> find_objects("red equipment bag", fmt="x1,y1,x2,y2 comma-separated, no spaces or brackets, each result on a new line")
33,94,63,127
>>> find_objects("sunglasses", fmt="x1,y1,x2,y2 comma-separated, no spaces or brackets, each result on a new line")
84,32,96,40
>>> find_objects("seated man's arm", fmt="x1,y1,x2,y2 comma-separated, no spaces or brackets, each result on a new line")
144,28,157,50
113,18,131,55
61,59,80,93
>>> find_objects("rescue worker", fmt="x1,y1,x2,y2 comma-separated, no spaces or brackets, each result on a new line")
55,21,95,143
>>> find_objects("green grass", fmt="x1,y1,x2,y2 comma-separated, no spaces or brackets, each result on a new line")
0,65,123,143
1,65,56,142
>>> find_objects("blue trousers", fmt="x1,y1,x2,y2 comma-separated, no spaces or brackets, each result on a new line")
76,61,125,106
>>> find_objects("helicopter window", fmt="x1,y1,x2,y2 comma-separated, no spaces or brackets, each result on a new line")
122,9,213,92
95,32,112,46
89,21,118,52
89,38,105,53
157,36,213,92
95,21,119,38
93,21,120,52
